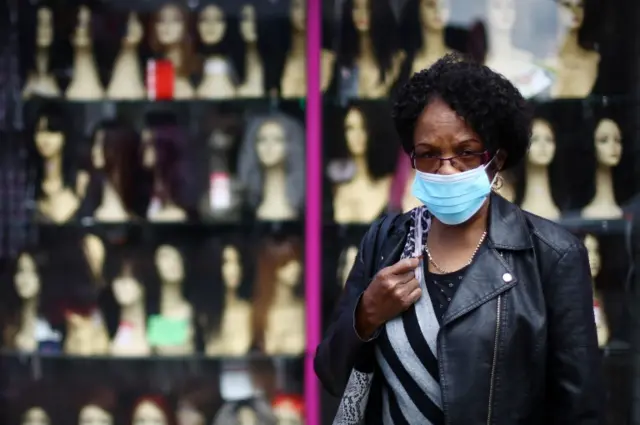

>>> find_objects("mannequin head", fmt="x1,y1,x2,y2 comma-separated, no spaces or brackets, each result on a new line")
238,113,305,212
78,404,113,425
155,244,185,283
290,0,306,32
488,0,516,32
124,12,144,47
558,0,585,32
339,0,398,80
149,2,194,76
222,245,242,290
584,234,600,277
132,396,173,425
34,112,65,160
36,7,53,48
112,261,144,307
15,252,41,301
236,406,257,425
272,395,304,425
198,3,227,45
83,233,105,280
72,5,92,48
240,3,257,43
344,107,367,157
21,407,50,425
528,118,556,167
594,118,622,168
421,0,450,31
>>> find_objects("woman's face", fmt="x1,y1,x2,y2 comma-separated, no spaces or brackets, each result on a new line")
222,246,241,289
528,119,556,166
421,0,450,31
277,259,301,288
78,405,112,425
240,5,257,43
91,129,105,169
15,253,40,300
35,117,64,159
412,98,489,175
558,0,585,31
488,0,516,32
156,4,186,46
22,407,50,425
155,245,184,283
198,5,226,45
36,7,53,48
83,234,105,278
125,12,144,46
594,118,622,167
352,0,370,33
112,265,143,306
345,108,368,157
73,5,92,47
256,121,287,168
584,234,600,277
291,0,306,32
132,401,167,425
141,129,156,169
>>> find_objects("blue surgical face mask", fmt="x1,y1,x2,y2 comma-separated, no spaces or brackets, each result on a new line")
411,161,496,225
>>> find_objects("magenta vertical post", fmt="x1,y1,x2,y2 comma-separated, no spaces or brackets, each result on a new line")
304,0,321,423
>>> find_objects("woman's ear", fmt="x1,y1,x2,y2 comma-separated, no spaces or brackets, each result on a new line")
495,150,507,171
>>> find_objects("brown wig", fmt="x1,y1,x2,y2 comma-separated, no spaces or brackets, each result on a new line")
147,0,197,77
251,237,302,352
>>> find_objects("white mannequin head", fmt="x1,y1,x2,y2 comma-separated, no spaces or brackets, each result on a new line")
236,406,257,425
35,116,64,160
352,0,370,33
487,0,516,32
78,404,113,425
277,259,302,289
528,118,556,167
132,400,168,425
256,121,287,168
291,0,306,32
112,263,143,307
345,107,368,157
124,12,143,47
72,5,92,48
22,407,50,425
198,4,226,45
584,234,600,278
558,0,585,32
594,118,622,168
421,0,450,31
36,7,53,49
222,245,242,290
155,3,187,46
155,245,184,283
15,253,41,301
240,4,257,43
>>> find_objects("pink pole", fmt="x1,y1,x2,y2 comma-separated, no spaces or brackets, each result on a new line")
304,0,321,423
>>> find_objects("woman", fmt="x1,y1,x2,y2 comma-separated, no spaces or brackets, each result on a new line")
315,53,603,425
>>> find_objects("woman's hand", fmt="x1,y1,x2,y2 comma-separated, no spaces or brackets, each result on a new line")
355,257,422,339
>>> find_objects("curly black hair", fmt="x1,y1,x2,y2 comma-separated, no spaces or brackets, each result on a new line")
392,53,532,170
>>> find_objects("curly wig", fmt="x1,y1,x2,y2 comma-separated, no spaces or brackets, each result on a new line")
392,53,532,170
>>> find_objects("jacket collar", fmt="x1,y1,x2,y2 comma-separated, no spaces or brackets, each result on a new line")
387,193,532,251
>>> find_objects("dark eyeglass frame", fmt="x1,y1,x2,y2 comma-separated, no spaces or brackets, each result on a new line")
410,150,491,172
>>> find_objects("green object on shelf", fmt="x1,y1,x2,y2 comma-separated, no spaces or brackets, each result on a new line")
147,315,188,346
299,98,306,110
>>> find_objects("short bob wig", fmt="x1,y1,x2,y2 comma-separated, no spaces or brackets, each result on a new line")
392,53,532,171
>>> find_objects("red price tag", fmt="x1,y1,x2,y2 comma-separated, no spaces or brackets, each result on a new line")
146,59,174,100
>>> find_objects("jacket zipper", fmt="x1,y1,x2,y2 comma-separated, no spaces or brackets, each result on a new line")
487,295,502,425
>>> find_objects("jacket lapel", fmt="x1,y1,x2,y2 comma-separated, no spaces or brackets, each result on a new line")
441,194,532,326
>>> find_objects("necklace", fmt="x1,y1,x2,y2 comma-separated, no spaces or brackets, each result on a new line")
424,231,488,274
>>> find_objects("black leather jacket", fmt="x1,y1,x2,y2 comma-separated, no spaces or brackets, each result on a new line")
315,194,604,425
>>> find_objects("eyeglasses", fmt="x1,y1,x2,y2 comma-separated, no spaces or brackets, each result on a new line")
411,150,490,173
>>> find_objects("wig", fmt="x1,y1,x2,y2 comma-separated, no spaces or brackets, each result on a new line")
398,0,456,58
130,395,176,425
326,101,399,182
337,0,399,83
251,237,302,352
18,0,66,91
237,112,305,214
147,0,196,77
80,119,141,219
143,110,194,215
27,102,75,200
